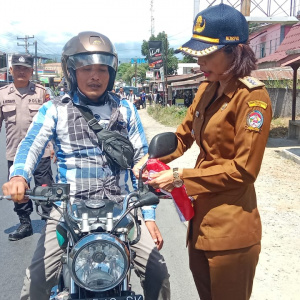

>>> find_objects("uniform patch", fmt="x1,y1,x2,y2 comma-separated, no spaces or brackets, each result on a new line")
239,76,265,89
246,110,264,132
248,100,268,109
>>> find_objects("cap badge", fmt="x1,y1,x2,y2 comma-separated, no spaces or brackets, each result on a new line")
194,15,206,33
19,56,26,63
246,110,264,132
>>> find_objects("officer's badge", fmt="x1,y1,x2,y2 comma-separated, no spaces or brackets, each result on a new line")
246,110,264,132
19,56,26,63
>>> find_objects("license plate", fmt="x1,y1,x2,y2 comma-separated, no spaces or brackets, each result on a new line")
76,295,144,300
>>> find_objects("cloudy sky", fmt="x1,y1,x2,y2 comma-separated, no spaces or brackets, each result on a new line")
0,0,296,62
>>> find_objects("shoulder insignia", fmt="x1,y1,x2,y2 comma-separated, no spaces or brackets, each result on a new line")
35,83,46,91
246,110,264,132
247,100,268,110
239,76,265,89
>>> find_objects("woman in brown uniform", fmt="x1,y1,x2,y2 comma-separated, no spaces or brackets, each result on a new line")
134,4,272,300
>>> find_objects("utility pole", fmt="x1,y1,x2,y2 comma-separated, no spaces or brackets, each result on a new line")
34,40,38,81
134,59,137,87
164,36,168,105
150,0,155,36
17,35,34,54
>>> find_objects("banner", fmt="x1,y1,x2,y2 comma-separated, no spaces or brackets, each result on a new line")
148,41,163,69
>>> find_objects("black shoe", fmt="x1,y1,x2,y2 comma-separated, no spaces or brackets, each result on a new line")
8,215,33,241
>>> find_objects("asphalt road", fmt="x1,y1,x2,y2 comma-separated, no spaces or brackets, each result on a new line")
0,117,199,299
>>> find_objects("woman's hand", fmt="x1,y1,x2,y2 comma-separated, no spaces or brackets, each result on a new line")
132,154,149,180
2,176,29,203
147,169,175,193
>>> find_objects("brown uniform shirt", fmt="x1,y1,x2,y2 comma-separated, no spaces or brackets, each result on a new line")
0,81,51,161
161,77,272,251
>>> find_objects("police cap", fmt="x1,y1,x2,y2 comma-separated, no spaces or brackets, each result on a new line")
175,4,248,57
11,54,34,68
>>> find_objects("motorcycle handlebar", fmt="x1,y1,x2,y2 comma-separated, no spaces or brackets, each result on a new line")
0,184,70,202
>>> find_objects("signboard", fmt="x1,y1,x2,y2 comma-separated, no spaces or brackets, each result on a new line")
146,71,154,78
148,41,163,69
160,67,164,82
131,58,147,64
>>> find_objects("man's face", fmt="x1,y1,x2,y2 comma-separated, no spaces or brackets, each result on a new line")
120,87,124,92
76,64,109,101
10,65,33,87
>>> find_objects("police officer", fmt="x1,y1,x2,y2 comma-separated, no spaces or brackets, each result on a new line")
0,54,54,241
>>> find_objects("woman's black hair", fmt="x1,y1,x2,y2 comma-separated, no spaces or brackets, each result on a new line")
223,44,257,78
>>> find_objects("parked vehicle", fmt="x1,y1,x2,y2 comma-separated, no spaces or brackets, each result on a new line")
1,132,177,300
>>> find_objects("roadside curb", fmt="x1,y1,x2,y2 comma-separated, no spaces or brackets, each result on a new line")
277,148,300,165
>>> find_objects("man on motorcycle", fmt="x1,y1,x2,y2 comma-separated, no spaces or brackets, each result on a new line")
2,31,170,300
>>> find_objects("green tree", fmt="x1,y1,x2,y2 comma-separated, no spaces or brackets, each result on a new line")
117,62,149,86
141,31,178,75
180,54,196,63
116,63,131,81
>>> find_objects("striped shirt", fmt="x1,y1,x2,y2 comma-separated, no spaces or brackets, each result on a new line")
10,91,156,220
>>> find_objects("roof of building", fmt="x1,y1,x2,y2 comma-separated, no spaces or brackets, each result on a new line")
251,67,300,80
257,22,300,64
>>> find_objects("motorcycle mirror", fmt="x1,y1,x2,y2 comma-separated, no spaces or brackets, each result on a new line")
133,192,160,208
148,132,177,159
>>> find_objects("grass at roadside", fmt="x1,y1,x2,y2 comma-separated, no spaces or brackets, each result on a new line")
147,105,295,138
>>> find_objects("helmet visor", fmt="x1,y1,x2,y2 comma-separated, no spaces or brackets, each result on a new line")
67,53,118,71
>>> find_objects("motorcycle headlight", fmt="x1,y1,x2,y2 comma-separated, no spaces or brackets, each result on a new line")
68,233,130,292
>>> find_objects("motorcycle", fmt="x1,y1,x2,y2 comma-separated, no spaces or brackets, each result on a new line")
1,132,178,300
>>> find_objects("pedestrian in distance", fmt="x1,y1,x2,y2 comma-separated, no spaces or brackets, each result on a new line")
134,4,272,300
0,54,54,241
148,91,153,105
140,90,146,109
2,32,170,300
127,88,140,109
117,86,127,99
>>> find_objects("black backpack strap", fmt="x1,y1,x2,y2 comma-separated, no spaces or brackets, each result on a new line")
76,105,103,133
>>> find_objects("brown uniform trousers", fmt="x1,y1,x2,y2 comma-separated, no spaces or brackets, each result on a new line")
161,77,272,300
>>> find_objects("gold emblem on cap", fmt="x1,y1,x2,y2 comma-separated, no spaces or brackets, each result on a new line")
226,36,240,41
194,16,206,33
